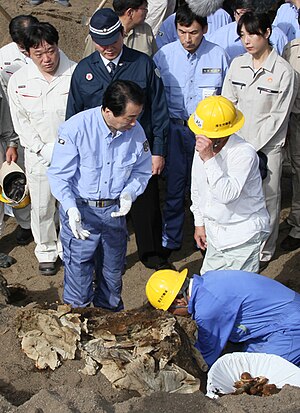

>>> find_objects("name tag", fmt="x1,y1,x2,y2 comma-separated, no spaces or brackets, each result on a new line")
202,68,221,74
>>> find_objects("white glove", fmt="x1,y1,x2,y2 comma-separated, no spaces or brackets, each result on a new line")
37,142,55,166
67,207,90,240
111,193,132,218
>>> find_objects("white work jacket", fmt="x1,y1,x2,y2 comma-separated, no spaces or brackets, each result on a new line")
8,51,76,153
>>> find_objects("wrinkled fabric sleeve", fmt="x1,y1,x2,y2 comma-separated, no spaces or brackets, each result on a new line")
203,149,257,204
7,75,44,153
146,59,169,156
65,66,85,120
190,151,204,227
47,132,78,212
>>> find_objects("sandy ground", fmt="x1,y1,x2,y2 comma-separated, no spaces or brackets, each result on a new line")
0,1,300,411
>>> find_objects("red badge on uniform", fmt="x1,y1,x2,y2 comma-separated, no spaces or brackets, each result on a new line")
86,73,93,81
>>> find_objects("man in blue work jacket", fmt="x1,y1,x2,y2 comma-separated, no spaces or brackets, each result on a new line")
48,80,152,310
153,3,229,254
146,269,300,368
66,8,170,271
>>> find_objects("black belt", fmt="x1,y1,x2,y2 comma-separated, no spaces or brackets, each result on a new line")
77,198,118,208
171,118,189,127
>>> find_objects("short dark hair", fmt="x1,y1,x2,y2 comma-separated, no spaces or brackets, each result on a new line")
9,15,39,46
237,11,272,41
175,3,207,29
234,0,255,11
23,22,59,52
113,0,146,16
102,80,145,116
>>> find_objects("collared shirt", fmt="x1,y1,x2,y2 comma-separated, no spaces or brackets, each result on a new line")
82,22,157,58
188,271,300,367
273,2,300,42
156,8,232,49
8,51,76,154
222,49,297,150
154,38,229,119
100,51,122,73
190,134,269,250
207,21,288,61
66,45,169,157
47,106,152,212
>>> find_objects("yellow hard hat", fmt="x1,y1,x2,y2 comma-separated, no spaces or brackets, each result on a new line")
146,268,188,311
0,161,30,209
188,95,245,138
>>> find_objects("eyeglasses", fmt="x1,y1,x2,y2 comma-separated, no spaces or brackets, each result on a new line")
138,7,148,11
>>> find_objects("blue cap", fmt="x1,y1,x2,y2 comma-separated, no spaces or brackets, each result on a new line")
89,8,122,46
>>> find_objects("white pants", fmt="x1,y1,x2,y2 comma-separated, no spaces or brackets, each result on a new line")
0,142,31,237
200,233,264,274
24,149,59,263
260,145,283,261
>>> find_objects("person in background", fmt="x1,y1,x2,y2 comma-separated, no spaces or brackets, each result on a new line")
83,0,157,58
8,22,76,276
154,3,229,255
208,0,288,61
48,80,152,310
0,15,38,246
146,268,300,368
67,8,171,271
189,96,269,274
0,15,39,94
156,3,232,49
280,38,300,251
145,0,176,36
0,82,21,268
273,0,300,42
222,11,297,271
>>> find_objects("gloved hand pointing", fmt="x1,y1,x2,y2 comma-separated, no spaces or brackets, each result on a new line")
111,193,132,218
37,142,55,167
67,207,90,240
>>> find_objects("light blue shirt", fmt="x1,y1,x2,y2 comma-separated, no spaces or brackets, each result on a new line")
154,38,229,119
189,271,300,367
207,21,288,61
48,106,152,212
156,8,232,49
273,2,300,42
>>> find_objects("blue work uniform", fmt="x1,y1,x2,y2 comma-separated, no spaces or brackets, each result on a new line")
189,271,300,367
154,38,228,250
207,21,288,62
273,2,300,42
156,9,232,49
66,45,169,269
47,107,152,310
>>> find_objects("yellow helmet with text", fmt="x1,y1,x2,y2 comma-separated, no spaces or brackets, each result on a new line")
0,161,30,209
188,95,245,138
146,268,188,311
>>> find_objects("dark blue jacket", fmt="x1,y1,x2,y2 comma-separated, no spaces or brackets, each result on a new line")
66,45,169,157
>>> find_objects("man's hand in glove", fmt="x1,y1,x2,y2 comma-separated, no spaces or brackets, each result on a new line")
37,143,55,167
67,207,90,240
111,193,132,218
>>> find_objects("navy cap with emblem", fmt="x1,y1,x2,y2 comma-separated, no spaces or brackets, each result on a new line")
89,8,122,46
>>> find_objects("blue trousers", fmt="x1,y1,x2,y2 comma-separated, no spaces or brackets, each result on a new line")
162,120,196,249
60,201,127,310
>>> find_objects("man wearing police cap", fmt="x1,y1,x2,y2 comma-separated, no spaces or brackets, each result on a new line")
66,8,171,270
